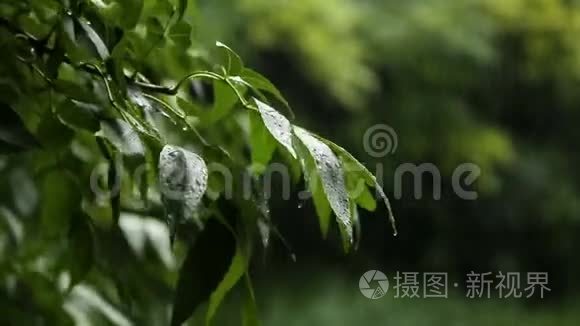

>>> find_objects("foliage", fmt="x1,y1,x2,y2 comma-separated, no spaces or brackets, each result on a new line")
0,0,396,325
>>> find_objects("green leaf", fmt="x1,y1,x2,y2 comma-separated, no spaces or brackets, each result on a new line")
206,246,246,325
40,171,80,237
177,97,203,117
0,103,39,153
56,100,100,133
169,21,192,49
320,138,397,236
241,68,289,109
241,275,259,326
249,111,277,173
216,41,243,75
119,0,144,29
98,119,145,156
67,213,95,288
106,58,128,96
52,79,99,103
78,19,110,59
176,0,188,21
294,127,353,251
171,219,236,326
204,80,240,124
159,145,208,236
253,98,297,159
295,138,331,236
35,109,74,149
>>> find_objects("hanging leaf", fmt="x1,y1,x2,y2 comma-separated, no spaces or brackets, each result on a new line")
98,119,145,157
205,246,246,325
55,99,100,133
241,275,260,326
159,145,208,236
52,79,100,103
204,80,240,124
248,111,277,173
171,219,236,326
294,137,331,236
67,213,95,288
216,41,243,75
0,103,39,153
294,127,353,250
253,98,297,159
241,68,289,109
78,19,110,59
169,21,192,49
320,138,397,236
176,0,188,22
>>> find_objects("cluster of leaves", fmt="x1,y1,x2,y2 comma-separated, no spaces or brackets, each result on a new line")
0,0,395,324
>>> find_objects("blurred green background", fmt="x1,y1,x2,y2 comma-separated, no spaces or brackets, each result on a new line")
3,0,580,324
196,0,580,324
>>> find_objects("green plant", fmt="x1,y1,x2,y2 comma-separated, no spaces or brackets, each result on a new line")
0,0,395,324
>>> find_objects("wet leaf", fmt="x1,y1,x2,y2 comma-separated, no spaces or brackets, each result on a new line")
171,219,236,326
254,98,296,159
294,127,352,250
159,145,208,235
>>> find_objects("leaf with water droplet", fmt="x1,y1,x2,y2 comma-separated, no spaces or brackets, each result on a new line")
98,119,145,157
254,98,296,159
159,145,208,237
294,127,353,250
318,137,397,236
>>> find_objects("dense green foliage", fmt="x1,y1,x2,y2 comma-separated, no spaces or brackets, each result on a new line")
0,0,398,325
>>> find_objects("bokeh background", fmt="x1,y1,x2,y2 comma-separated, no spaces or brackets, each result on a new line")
2,0,580,325
196,0,580,324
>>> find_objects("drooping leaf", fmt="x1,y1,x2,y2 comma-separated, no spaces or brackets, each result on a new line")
204,80,240,124
205,246,246,325
169,21,192,49
55,99,100,133
294,127,353,250
176,0,188,22
159,145,208,235
67,213,95,288
248,111,276,173
254,98,296,159
216,41,243,75
52,79,99,103
98,119,145,156
171,219,236,326
177,97,203,117
241,68,289,109
40,171,80,237
241,275,260,326
0,103,39,153
78,19,110,59
320,137,397,236
118,0,144,29
294,137,331,236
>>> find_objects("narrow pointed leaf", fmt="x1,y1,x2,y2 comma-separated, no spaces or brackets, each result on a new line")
254,98,296,159
0,103,39,153
319,137,397,236
294,127,353,250
205,246,246,325
171,219,236,326
216,41,243,75
78,19,110,59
